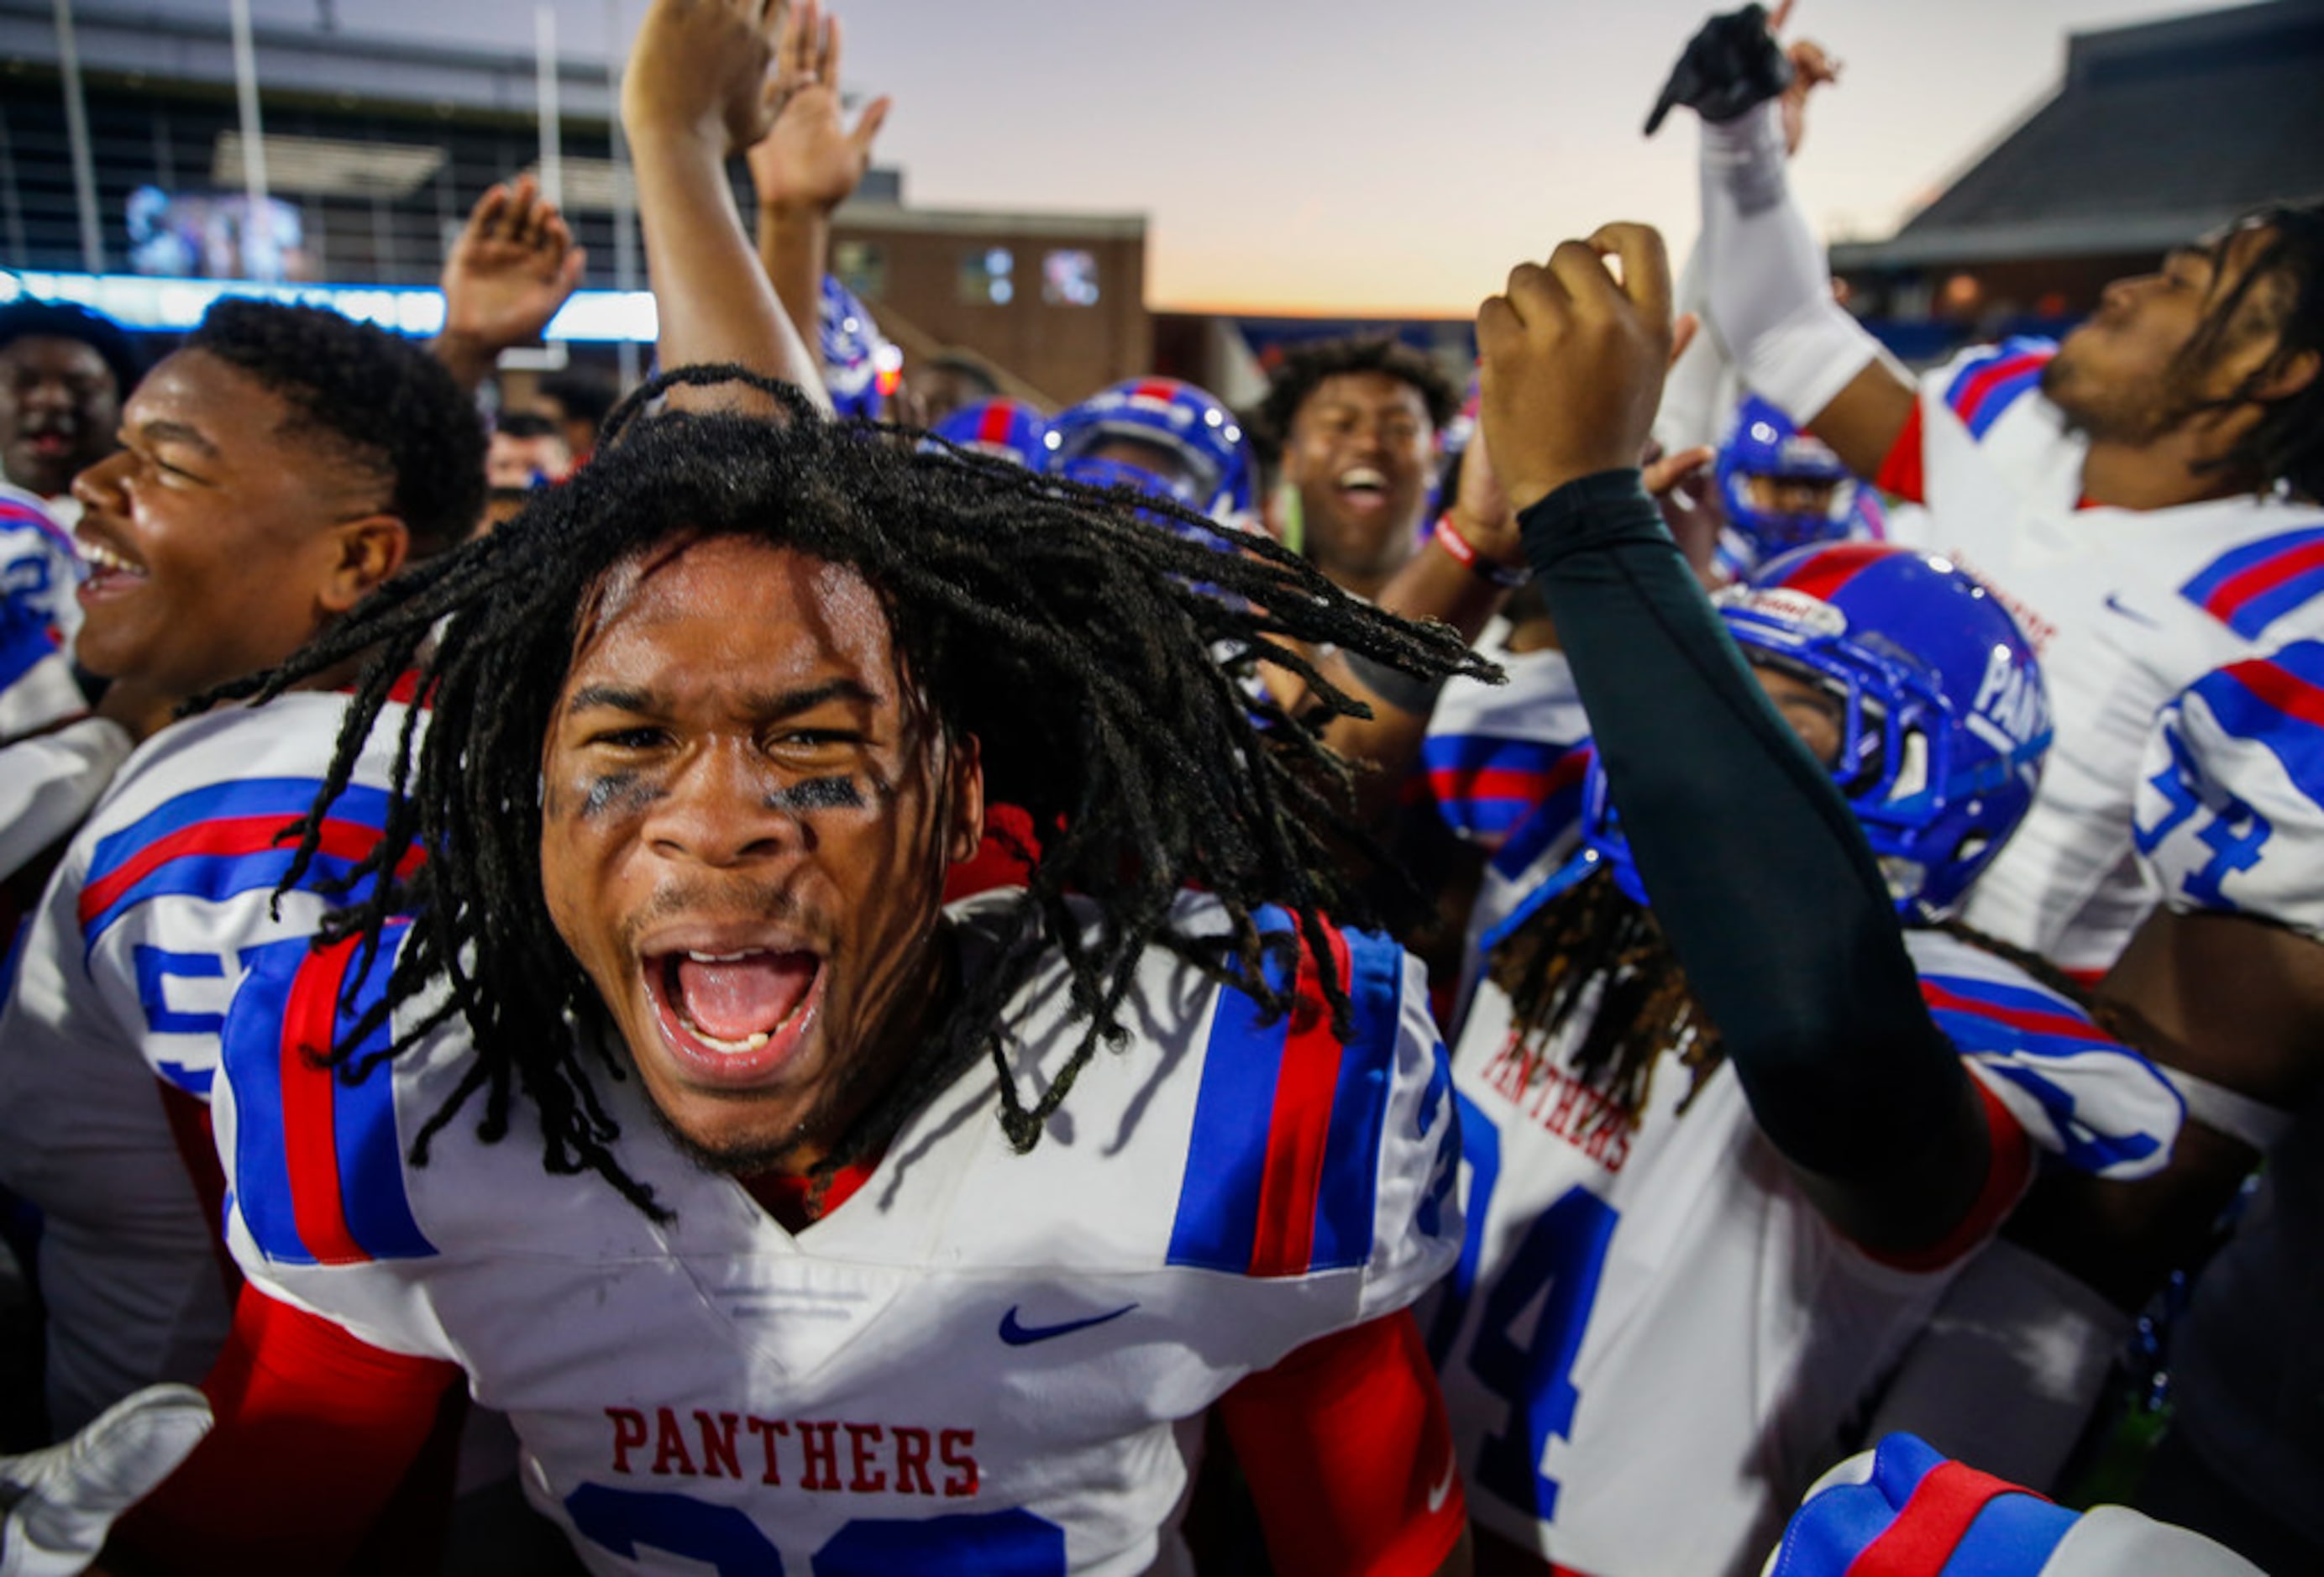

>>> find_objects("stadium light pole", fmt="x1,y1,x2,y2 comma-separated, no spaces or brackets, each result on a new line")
606,0,640,388
229,0,272,275
50,0,103,273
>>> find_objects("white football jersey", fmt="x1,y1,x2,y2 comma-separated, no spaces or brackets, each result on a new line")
1886,339,2324,972
2133,637,2324,942
207,891,1462,1575
1430,922,2181,1577
0,485,82,737
1419,626,1592,986
0,689,417,1433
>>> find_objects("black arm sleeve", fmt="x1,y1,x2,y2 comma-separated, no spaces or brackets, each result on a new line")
1519,469,1985,1226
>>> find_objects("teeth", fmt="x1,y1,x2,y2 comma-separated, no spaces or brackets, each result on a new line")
78,539,144,575
692,1027,771,1054
1339,467,1386,490
685,949,758,963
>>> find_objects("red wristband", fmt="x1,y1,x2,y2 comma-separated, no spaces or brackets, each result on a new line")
1431,512,1529,589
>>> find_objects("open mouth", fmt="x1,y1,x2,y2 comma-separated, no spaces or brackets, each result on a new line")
74,533,148,598
1335,465,1390,511
641,946,822,1083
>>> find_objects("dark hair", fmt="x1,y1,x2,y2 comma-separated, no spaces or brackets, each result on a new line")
232,369,1490,1218
186,300,484,555
493,411,564,443
0,299,142,397
1253,336,1461,450
538,368,622,432
2174,202,2324,500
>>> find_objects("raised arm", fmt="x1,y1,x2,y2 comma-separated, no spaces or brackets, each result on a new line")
1477,222,1991,1254
746,0,890,354
619,0,828,403
430,175,587,396
1657,4,1912,478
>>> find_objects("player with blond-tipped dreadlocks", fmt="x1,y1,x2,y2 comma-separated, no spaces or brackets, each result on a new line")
118,364,1487,1575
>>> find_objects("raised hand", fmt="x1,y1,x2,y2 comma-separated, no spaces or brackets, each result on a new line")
434,176,587,390
1643,3,1794,136
1477,223,1676,513
747,0,892,216
622,0,788,157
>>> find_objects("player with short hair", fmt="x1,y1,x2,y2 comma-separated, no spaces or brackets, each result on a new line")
1432,220,2180,1577
0,295,488,1444
0,299,140,507
1252,338,1461,600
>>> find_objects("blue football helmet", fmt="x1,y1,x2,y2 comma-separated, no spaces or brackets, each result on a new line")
928,397,1052,470
1716,395,1880,565
1046,377,1254,522
1579,542,2052,923
819,275,899,421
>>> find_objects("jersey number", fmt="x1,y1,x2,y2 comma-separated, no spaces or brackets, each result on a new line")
1429,1093,1619,1523
565,1483,1067,1574
2139,729,2274,909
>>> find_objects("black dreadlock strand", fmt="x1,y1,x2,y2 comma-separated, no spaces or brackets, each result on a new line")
2170,202,2324,502
224,367,1493,1218
1488,865,1723,1140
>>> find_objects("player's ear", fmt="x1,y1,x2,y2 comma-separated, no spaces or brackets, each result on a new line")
943,731,986,866
2257,344,2320,403
319,516,412,615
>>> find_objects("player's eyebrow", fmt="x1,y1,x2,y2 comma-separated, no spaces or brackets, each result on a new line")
136,419,219,457
564,684,656,716
562,678,880,718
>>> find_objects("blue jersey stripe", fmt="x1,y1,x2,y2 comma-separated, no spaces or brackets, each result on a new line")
2181,526,2324,639
1167,913,1298,1274
1962,364,2045,438
330,925,431,1260
1307,925,1403,1271
86,779,389,886
84,850,384,953
221,936,319,1265
2193,647,2324,794
1946,1488,2076,1574
1927,1008,2118,1063
1419,733,1571,775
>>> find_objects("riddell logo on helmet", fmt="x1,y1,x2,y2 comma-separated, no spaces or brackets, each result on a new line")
1738,588,1847,637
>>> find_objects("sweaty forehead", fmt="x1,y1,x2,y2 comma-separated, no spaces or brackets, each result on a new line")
567,536,900,695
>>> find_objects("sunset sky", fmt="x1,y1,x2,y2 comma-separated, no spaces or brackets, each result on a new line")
163,0,2246,314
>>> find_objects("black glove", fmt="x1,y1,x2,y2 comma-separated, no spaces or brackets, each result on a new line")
1644,4,1795,136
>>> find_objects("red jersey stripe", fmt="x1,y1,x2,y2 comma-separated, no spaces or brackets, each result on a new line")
281,937,370,1265
1247,923,1350,1278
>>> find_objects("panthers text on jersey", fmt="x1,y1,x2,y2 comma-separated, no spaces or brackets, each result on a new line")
202,890,1464,1575
0,689,419,1434
1429,923,2181,1577
1874,339,2324,973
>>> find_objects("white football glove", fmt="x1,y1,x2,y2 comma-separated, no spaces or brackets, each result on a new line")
0,1384,212,1577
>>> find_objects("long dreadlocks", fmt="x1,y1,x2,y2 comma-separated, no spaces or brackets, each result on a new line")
2173,202,2324,502
223,368,1493,1218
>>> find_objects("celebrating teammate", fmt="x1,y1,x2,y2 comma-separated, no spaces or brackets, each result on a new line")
1424,221,2180,1575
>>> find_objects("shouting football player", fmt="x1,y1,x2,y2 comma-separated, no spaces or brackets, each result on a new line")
80,0,1489,1572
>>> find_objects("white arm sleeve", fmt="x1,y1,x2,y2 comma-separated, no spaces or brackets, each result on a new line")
1698,101,1896,424
1651,235,1744,456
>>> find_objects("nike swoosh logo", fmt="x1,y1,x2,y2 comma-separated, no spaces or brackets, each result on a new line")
2103,592,2163,629
1427,1452,1457,1514
998,1302,1139,1346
